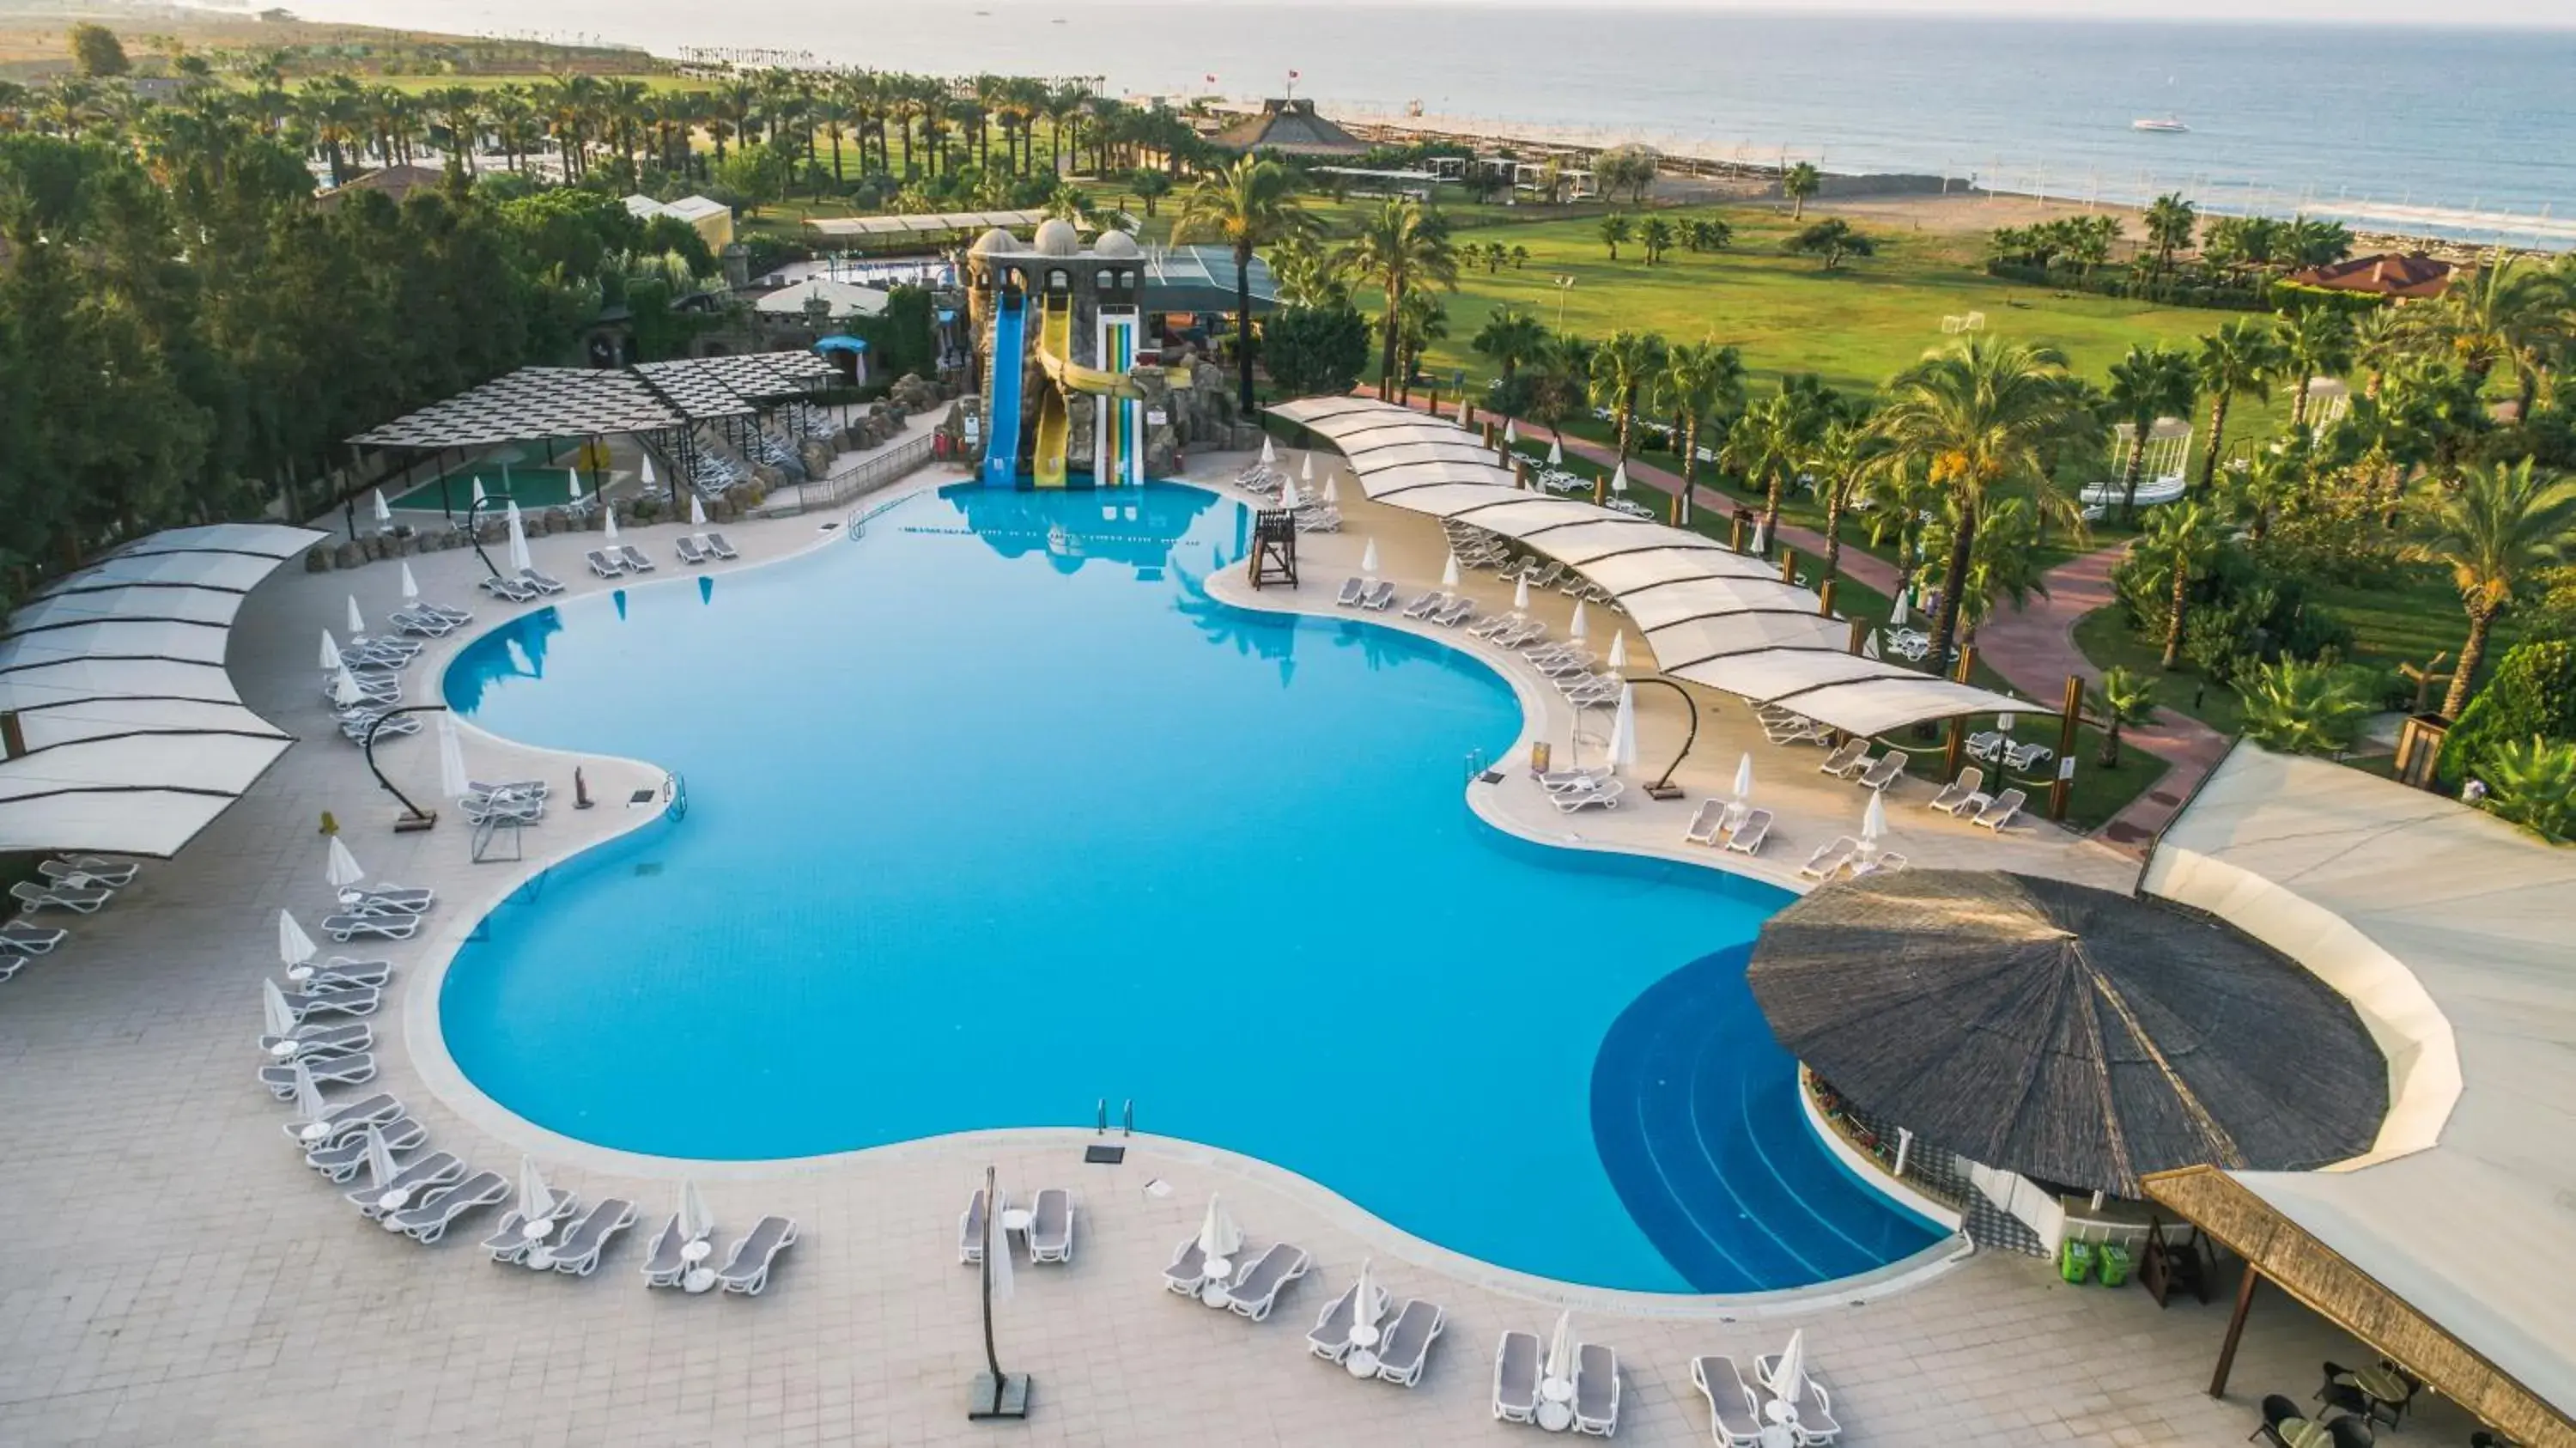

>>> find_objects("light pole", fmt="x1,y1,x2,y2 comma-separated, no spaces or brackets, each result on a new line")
1552,274,1577,331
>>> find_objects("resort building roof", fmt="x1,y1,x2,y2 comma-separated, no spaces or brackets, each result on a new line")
804,209,1055,241
0,525,324,856
348,352,834,451
1142,245,1280,317
751,277,890,320
2287,252,2455,300
2144,745,2576,1448
1210,98,1371,158
1271,395,2033,735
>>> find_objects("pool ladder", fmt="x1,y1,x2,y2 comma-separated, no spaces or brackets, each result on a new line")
1096,1098,1133,1136
1463,748,1490,784
661,772,688,823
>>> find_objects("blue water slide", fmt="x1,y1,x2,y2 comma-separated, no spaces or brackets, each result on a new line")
982,292,1028,487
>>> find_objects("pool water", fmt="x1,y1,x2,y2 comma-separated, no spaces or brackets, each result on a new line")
440,482,1942,1293
391,442,586,514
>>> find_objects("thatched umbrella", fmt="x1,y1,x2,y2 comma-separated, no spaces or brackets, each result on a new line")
1747,870,2387,1196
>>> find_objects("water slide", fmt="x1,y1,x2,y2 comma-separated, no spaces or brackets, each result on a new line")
981,291,1028,487
1031,294,1073,489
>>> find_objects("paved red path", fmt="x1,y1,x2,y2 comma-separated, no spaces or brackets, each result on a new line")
1346,390,2232,850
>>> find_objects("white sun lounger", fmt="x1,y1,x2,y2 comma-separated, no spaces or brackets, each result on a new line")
11,880,112,914
296,959,395,989
1374,1299,1446,1387
1221,1242,1309,1321
1973,788,2026,831
389,1169,510,1243
1552,779,1624,812
1163,1236,1214,1297
390,609,459,638
1816,739,1870,777
1334,576,1368,606
282,1092,400,1146
676,535,710,565
1400,590,1445,619
337,887,433,915
1856,750,1911,791
1575,1342,1620,1436
279,984,381,1020
1492,1330,1541,1423
347,1151,465,1218
1800,836,1861,881
518,567,566,595
39,859,137,888
1306,1279,1379,1361
1929,766,1984,814
715,1214,798,1294
1361,581,1397,611
1851,850,1910,876
586,550,625,579
260,1052,376,1097
1026,1188,1073,1264
1684,798,1731,845
1724,808,1775,855
959,1187,1003,1264
1691,1356,1765,1447
1753,1355,1844,1443
617,545,657,574
1431,598,1475,627
305,1115,425,1182
543,1197,638,1276
1539,766,1613,794
702,532,739,561
261,1020,372,1058
319,912,423,942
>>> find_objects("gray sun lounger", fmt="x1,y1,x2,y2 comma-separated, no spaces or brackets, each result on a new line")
319,912,423,943
1432,598,1476,627
338,885,434,914
1724,808,1774,856
347,1151,465,1218
1973,788,2027,831
959,1187,1001,1265
544,1198,638,1276
1401,590,1445,618
1753,1355,1844,1442
1026,1188,1073,1264
1856,750,1911,791
1493,1330,1541,1423
1374,1299,1446,1387
12,880,112,914
305,1115,425,1182
586,550,624,579
283,1092,401,1146
489,1194,584,1266
675,536,710,565
389,1170,510,1243
39,859,137,888
0,921,66,954
261,1021,372,1058
1691,1356,1765,1447
279,984,382,1020
1335,575,1368,607
702,532,738,561
1576,1342,1620,1436
518,567,566,595
1361,581,1398,611
1163,1235,1214,1297
617,545,656,574
715,1214,799,1294
1816,739,1870,776
1222,1242,1309,1321
296,960,394,991
261,1052,375,1097
638,1209,706,1286
1305,1280,1367,1360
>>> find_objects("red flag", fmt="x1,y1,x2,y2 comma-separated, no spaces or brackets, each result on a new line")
1288,70,1301,80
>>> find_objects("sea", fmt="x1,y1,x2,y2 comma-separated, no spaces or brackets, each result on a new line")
284,1,2576,243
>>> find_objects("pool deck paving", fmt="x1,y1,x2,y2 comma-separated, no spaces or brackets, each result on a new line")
0,453,2466,1446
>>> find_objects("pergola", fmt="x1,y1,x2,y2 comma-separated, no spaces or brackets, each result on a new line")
804,209,1060,247
0,525,325,856
1272,396,2033,736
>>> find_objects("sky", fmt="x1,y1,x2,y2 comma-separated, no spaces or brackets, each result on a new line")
1013,0,2571,23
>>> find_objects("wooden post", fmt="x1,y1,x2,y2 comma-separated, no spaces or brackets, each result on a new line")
1729,512,1747,552
1954,644,1978,684
1482,419,1498,449
1778,549,1797,586
1847,617,1867,654
2050,674,2084,820
1945,717,1965,781
2209,1266,2261,1398
1676,475,1693,527
1818,579,1838,617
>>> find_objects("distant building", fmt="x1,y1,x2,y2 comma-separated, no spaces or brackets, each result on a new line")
1208,99,1370,160
624,194,736,251
2287,252,2455,301
317,163,448,209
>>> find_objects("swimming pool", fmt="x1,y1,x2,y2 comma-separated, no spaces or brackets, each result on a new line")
440,481,1943,1293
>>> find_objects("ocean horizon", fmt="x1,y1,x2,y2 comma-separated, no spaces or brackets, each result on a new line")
289,0,2575,240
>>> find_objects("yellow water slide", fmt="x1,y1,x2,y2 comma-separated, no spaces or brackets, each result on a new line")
1032,294,1074,488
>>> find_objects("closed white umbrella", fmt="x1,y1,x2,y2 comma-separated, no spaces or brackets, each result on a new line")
603,508,622,543
1997,711,2018,733
1749,517,1770,556
287,1056,329,1135
1862,629,1883,660
506,502,533,576
371,489,393,526
362,1123,402,1208
1504,418,1519,447
1570,599,1589,642
1607,631,1628,671
331,665,366,709
1441,552,1461,589
279,908,320,981
1772,1329,1808,1408
345,596,366,637
1733,751,1755,806
1360,538,1380,579
470,478,487,507
679,1180,711,1241
1544,1309,1575,1392
568,473,586,506
1278,478,1301,511
1301,451,1314,483
1195,1194,1242,1263
1455,394,1472,424
1608,684,1639,773
1610,462,1629,496
1512,575,1531,614
434,711,471,800
319,629,343,672
399,562,422,602
640,454,656,489
690,494,708,527
1890,588,1911,628
517,1155,557,1226
1351,1256,1382,1342
1259,436,1277,467
1862,789,1887,849
263,976,300,1043
325,837,365,892
1546,438,1564,466
1321,475,1339,505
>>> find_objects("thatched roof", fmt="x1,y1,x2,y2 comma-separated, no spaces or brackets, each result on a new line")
1747,870,2387,1196
1211,99,1370,158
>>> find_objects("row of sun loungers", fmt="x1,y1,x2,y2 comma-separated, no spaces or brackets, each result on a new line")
1815,739,1911,793
1928,766,2026,830
958,1186,1076,1266
1493,1329,1620,1436
1683,800,1774,856
673,532,741,565
0,858,127,979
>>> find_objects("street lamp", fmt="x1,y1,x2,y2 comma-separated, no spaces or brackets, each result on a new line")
1552,274,1577,330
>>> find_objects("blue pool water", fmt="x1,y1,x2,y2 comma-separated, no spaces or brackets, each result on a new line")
440,482,1942,1293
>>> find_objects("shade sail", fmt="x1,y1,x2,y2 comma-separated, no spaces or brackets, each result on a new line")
349,352,831,449
0,523,323,856
1272,396,2034,733
1746,869,2389,1196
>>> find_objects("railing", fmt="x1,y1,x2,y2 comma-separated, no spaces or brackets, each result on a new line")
788,433,941,515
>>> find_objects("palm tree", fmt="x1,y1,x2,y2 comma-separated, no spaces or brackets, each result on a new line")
2281,307,2355,432
2135,501,2221,668
2405,459,2576,717
1871,335,2080,680
1128,166,1171,216
1658,339,1748,521
2349,304,2416,402
1334,195,1458,399
2412,250,2568,419
1719,390,1809,544
1641,216,1674,265
1597,212,1631,261
1587,330,1668,476
2143,192,2197,276
2091,666,2158,768
2194,317,2280,493
2105,343,2197,524
1781,161,1821,218
1801,417,1887,584
1471,307,1549,391
2239,659,2371,756
1918,497,2050,648
1174,156,1319,415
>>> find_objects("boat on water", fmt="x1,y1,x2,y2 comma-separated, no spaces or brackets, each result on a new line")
2132,116,2190,133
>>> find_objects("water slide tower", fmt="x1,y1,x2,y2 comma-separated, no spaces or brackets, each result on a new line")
965,221,1151,488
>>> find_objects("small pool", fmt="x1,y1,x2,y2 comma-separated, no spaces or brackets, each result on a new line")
440,482,1942,1293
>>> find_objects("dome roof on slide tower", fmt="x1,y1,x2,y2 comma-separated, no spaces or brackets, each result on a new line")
969,227,1018,257
1091,229,1140,259
1032,218,1082,256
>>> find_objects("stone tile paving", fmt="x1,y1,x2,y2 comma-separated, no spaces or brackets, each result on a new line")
0,459,2464,1446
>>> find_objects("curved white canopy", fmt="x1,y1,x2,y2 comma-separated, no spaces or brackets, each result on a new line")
1273,396,2033,735
0,524,323,856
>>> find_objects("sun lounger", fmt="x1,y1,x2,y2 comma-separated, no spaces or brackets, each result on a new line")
12,880,112,914
1800,836,1861,881
39,858,137,889
283,1091,400,1146
347,1151,465,1218
542,1197,638,1276
1374,1299,1446,1387
1753,1359,1844,1443
1816,739,1870,777
585,550,624,579
1552,779,1624,812
1400,590,1445,619
0,953,21,982
1221,1242,1309,1321
486,1191,586,1264
676,536,709,565
1856,750,1911,791
1361,581,1397,611
1724,809,1776,855
1972,788,2026,831
617,545,656,574
319,912,423,943
1307,1279,1379,1361
1163,1236,1213,1297
1493,619,1547,648
1493,1330,1541,1424
1539,766,1613,794
1767,716,1833,747
703,532,738,561
0,921,66,955
338,886,434,916
1431,598,1476,627
636,1207,706,1284
959,1187,1003,1264
1575,1342,1619,1436
305,1115,424,1182
1851,850,1910,876
477,573,538,600
715,1214,798,1293
1691,1356,1765,1447
1685,798,1732,846
390,609,458,638
1929,767,1986,814
1335,576,1367,607
1027,1188,1073,1264
277,984,381,1020
1467,613,1516,640
389,1169,509,1243
261,1051,376,1097
261,1020,372,1060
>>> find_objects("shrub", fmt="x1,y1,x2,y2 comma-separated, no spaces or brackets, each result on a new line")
2113,542,2351,684
2439,639,2576,790
2238,658,2375,757
1261,303,1372,399
2480,736,2576,843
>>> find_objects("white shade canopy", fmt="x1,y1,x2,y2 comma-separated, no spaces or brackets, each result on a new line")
325,837,366,891
1270,397,2032,735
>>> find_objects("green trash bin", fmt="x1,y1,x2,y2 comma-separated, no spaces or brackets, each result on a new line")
2059,1238,2094,1284
2098,1242,2133,1287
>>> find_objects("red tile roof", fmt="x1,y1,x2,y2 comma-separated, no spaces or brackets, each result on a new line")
2287,252,2454,299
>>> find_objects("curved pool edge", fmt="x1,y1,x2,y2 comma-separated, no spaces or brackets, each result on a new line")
401,469,1972,1312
